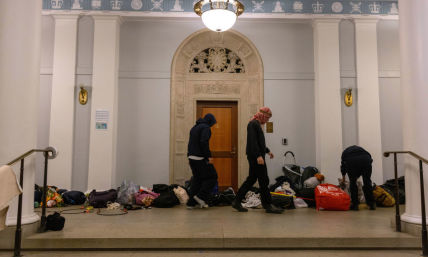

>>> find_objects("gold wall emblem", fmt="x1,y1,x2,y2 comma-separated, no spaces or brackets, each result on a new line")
79,86,88,105
344,88,353,107
266,122,273,133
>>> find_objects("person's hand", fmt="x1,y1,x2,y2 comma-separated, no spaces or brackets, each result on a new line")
208,158,214,164
268,152,274,159
257,156,265,165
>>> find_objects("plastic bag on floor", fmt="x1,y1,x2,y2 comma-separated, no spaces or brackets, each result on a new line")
315,184,350,211
293,197,308,208
117,180,140,205
173,186,189,205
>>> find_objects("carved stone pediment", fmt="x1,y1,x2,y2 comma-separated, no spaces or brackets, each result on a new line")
189,47,245,74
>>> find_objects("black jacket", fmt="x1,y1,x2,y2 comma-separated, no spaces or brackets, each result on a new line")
341,145,372,176
187,115,216,159
246,119,270,159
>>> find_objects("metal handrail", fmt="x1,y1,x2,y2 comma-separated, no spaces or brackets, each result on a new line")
5,147,57,257
384,151,428,256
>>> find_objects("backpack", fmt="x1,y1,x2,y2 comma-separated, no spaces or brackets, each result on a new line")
373,186,395,207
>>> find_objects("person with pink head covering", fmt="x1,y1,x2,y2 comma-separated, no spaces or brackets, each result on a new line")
232,107,283,214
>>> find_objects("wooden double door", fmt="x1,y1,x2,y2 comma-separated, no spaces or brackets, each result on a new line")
197,101,238,191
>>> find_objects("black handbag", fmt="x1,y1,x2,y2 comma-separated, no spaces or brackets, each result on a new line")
88,189,117,208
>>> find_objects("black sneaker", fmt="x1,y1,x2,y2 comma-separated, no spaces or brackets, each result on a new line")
368,203,376,210
265,204,284,214
350,204,359,211
232,201,248,212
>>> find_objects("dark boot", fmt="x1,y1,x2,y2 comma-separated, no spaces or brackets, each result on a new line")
349,203,359,211
232,200,248,212
368,202,376,210
265,204,284,214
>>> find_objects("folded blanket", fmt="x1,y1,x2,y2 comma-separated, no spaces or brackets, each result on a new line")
0,165,22,231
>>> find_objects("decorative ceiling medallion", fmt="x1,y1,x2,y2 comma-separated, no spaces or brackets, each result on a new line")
190,47,245,73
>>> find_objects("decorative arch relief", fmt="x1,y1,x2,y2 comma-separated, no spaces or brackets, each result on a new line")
189,48,245,74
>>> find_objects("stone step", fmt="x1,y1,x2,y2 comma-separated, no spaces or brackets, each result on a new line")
1,206,422,250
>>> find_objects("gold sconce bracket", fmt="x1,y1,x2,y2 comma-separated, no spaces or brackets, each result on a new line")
344,88,353,107
78,84,88,105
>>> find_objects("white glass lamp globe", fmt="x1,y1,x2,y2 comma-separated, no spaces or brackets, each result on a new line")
201,9,237,32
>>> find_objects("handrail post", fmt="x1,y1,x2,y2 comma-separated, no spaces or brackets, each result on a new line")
38,152,49,233
394,153,401,232
419,160,428,256
13,159,24,257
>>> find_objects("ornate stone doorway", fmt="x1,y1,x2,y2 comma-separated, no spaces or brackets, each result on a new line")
170,29,264,185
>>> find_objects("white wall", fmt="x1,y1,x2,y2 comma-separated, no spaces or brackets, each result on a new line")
38,16,402,190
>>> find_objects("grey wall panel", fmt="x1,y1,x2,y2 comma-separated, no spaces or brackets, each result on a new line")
264,80,316,180
235,20,314,77
116,78,170,187
119,19,204,75
378,20,400,76
72,75,92,191
36,75,53,186
379,78,403,180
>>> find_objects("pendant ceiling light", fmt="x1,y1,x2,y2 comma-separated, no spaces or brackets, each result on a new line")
194,0,244,32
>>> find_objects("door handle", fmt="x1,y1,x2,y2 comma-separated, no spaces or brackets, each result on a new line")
230,146,236,155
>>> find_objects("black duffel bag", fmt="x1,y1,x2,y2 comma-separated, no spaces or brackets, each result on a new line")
152,190,180,208
62,190,87,205
88,189,117,208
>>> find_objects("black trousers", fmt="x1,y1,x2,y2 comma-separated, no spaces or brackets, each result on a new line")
187,159,218,205
345,156,375,206
235,157,272,209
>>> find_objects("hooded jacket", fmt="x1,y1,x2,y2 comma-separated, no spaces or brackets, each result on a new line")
187,114,216,159
341,145,373,176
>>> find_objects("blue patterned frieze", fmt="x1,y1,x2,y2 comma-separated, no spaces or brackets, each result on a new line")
42,0,399,15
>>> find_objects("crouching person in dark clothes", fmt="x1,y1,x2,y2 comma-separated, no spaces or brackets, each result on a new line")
340,145,376,211
186,113,218,209
232,107,283,214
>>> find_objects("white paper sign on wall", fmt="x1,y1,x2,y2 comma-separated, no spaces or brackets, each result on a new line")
95,109,109,130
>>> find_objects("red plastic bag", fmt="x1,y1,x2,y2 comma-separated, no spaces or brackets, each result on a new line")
315,184,350,211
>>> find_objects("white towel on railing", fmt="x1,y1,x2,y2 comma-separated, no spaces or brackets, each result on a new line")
0,165,22,231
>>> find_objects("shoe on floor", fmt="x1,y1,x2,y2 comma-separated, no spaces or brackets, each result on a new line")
232,200,248,212
350,204,359,211
265,204,283,214
368,203,376,210
193,195,209,208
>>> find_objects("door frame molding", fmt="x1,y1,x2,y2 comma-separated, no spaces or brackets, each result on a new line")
170,29,264,186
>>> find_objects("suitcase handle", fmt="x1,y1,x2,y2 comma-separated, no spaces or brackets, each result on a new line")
283,151,296,166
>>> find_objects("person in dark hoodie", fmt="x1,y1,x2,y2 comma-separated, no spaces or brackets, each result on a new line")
232,107,283,214
186,113,218,209
340,145,376,211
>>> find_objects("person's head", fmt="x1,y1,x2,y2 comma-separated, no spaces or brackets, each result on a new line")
251,106,272,125
203,113,217,127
